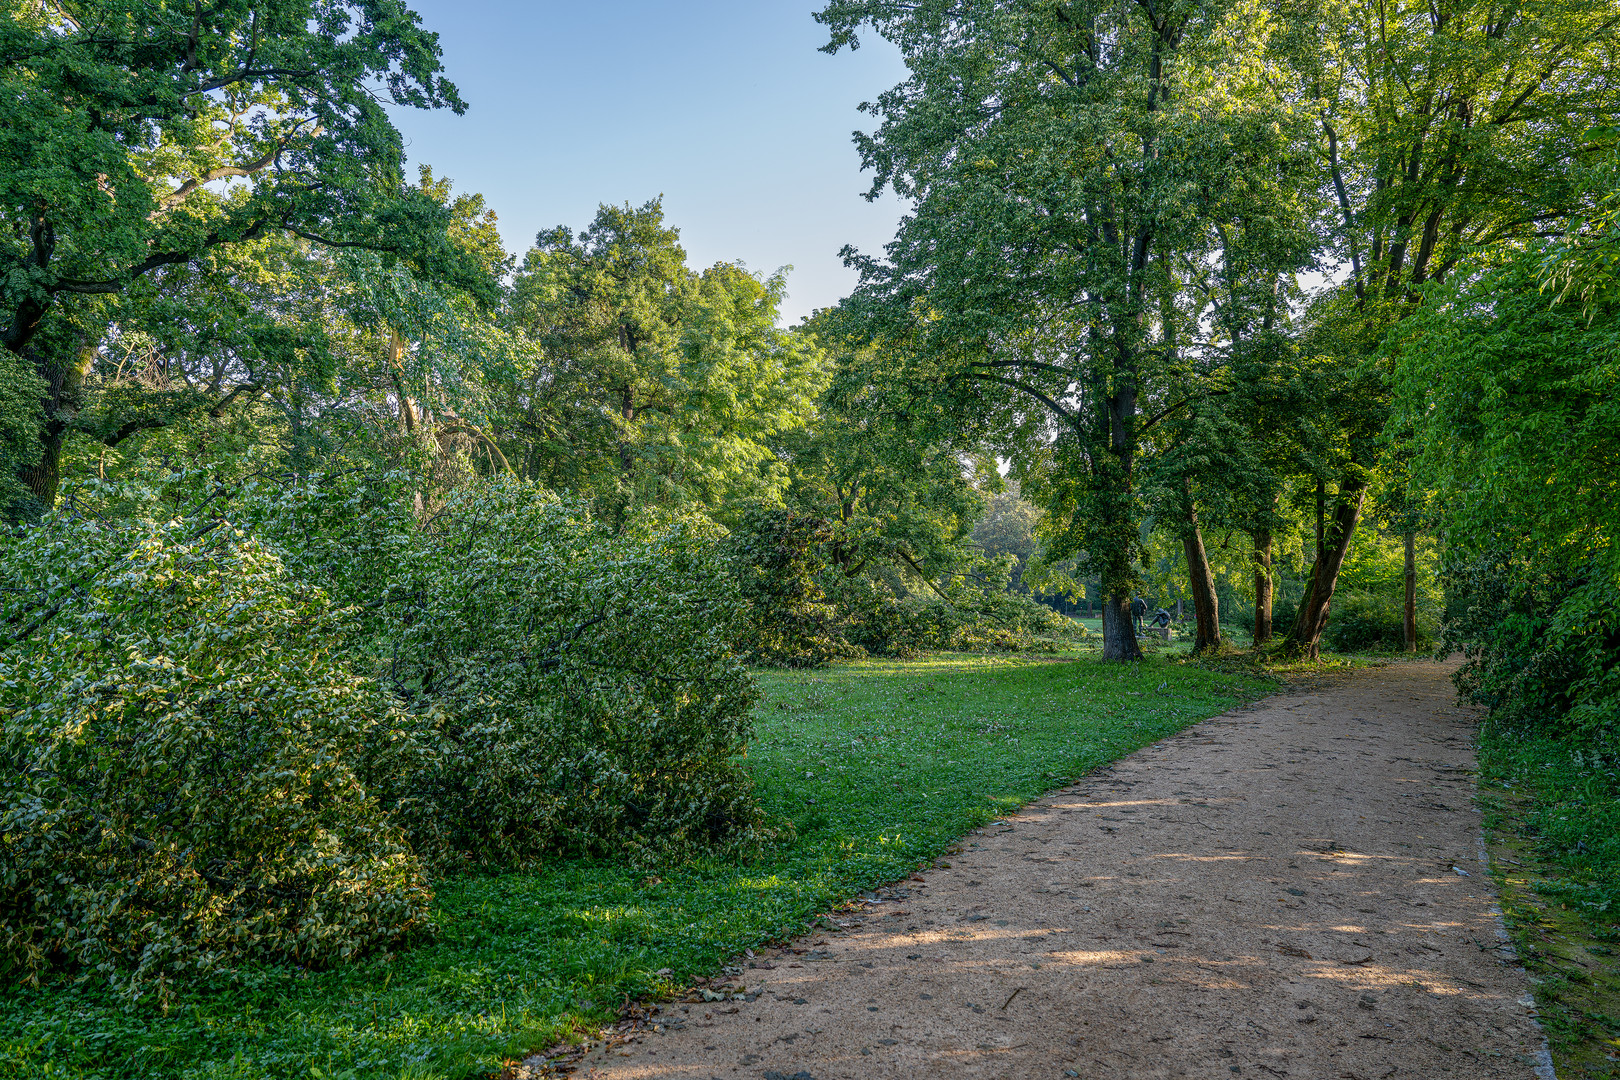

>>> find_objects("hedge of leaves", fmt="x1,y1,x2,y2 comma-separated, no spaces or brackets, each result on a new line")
364,482,768,868
0,518,431,1000
0,476,766,995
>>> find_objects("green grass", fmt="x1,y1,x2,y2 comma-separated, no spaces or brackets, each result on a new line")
1478,729,1620,1079
0,650,1270,1080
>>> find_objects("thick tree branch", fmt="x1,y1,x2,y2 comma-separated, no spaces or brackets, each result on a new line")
948,371,1079,427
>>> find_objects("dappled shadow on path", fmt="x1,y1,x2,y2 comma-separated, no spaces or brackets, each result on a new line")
573,663,1553,1080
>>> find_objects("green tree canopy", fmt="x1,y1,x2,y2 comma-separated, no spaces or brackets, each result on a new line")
0,0,484,510
503,199,827,520
816,0,1319,659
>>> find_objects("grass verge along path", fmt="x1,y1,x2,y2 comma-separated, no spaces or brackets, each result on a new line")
0,651,1268,1080
1479,730,1620,1080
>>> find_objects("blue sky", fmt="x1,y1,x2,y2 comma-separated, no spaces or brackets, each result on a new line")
388,1,909,324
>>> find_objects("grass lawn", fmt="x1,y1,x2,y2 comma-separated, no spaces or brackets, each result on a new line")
0,650,1270,1080
1478,731,1620,1079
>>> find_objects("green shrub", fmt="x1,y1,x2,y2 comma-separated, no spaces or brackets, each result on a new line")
827,573,1079,657
1322,590,1436,653
725,503,1082,663
722,504,862,666
0,516,432,1000
0,474,775,995
1448,553,1620,742
369,481,770,866
1320,531,1441,653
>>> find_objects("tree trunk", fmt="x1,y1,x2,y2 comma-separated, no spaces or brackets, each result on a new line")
16,336,98,511
1251,528,1273,645
1181,511,1221,654
1101,592,1143,662
389,328,419,436
1285,475,1368,659
1403,529,1417,653
618,385,636,479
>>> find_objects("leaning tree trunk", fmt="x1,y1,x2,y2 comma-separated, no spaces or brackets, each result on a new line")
1284,475,1368,659
1251,528,1273,646
1403,529,1417,653
1180,500,1221,653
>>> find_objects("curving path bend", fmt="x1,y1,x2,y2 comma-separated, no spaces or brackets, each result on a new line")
568,661,1555,1080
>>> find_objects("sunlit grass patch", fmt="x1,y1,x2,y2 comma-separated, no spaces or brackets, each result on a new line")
0,651,1269,1080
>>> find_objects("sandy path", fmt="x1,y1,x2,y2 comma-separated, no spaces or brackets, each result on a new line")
572,661,1553,1080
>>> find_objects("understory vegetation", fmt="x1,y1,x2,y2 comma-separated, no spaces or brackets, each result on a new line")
0,475,770,996
0,652,1268,1080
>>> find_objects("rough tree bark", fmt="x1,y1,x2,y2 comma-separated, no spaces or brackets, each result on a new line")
1251,528,1273,645
1096,367,1143,663
16,336,99,509
1179,483,1221,653
1101,594,1141,662
1284,474,1368,659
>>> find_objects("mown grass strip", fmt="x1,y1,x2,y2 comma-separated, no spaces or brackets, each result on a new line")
1478,730,1620,1080
0,650,1269,1080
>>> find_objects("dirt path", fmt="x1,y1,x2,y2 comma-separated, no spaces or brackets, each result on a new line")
572,661,1554,1080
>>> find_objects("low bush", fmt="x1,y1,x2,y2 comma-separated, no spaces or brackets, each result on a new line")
0,516,432,1000
721,503,860,666
369,481,770,867
1322,589,1436,653
0,475,772,994
726,505,1081,663
1320,530,1441,653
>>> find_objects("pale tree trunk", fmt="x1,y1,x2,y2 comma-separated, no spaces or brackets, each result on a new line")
387,328,426,517
1404,530,1417,653
1251,528,1273,646
1285,475,1368,659
389,329,419,436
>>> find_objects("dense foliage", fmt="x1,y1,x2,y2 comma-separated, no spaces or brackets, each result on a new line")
1393,190,1620,928
369,481,767,866
724,500,1077,666
1395,249,1620,742
0,0,486,509
0,476,767,992
0,514,431,998
1320,532,1442,654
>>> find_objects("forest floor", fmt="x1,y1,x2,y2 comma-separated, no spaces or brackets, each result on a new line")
564,662,1559,1080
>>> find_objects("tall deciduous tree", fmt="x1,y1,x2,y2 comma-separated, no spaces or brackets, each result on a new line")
504,200,827,520
1277,0,1620,655
46,168,514,493
816,0,1316,660
0,0,481,511
781,329,990,588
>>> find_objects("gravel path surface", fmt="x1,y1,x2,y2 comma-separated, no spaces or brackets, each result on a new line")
571,661,1554,1079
